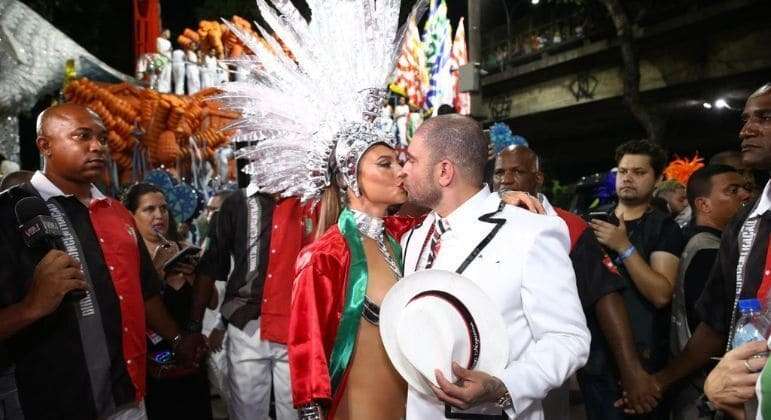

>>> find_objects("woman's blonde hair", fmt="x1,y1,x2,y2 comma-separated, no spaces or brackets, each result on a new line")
315,177,344,240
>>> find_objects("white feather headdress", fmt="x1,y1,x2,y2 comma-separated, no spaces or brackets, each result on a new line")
218,0,426,202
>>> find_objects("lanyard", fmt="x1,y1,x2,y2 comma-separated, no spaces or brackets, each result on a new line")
728,211,762,350
46,199,117,416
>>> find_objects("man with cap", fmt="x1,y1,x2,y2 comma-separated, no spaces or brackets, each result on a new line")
398,114,590,419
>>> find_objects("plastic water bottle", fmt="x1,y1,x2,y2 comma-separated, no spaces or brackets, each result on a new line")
732,298,770,348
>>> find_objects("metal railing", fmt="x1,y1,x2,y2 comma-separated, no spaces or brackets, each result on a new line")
480,0,725,75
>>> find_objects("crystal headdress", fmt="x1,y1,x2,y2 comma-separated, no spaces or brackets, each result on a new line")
218,0,426,202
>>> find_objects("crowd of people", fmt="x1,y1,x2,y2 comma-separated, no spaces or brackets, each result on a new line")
0,82,768,420
2,0,771,419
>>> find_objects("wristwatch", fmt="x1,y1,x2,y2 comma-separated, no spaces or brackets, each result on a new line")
495,391,513,410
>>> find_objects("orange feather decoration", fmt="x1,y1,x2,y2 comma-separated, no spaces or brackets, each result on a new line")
664,153,705,185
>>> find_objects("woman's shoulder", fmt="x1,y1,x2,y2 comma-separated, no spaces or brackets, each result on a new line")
308,225,346,249
296,225,349,271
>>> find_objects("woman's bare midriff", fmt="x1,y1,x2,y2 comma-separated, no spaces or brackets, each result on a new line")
333,238,406,420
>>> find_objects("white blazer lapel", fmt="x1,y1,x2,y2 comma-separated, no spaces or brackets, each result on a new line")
444,196,507,275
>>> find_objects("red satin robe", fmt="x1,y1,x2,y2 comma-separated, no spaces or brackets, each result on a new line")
287,215,417,415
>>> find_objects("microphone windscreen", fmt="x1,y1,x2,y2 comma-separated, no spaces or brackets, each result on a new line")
15,196,51,225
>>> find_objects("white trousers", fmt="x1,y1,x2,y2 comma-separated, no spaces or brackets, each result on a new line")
227,321,296,420
105,400,146,420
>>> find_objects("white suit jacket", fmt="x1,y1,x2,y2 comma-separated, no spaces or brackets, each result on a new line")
401,187,590,419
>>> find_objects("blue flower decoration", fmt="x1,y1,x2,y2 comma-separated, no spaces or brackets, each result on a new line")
489,122,528,154
143,169,202,223
595,169,618,204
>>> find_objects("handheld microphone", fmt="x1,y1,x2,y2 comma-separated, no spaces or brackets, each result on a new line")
15,196,61,249
15,196,87,300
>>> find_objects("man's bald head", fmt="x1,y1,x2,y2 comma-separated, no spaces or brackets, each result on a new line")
749,83,771,100
417,114,488,186
493,146,543,194
35,103,108,186
35,102,105,137
36,103,104,137
499,146,540,171
739,82,771,175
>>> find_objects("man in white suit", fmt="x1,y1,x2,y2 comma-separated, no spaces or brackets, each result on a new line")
398,114,590,419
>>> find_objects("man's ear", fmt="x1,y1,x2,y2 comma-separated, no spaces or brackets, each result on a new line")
437,160,454,188
695,196,711,215
535,171,545,190
36,136,52,158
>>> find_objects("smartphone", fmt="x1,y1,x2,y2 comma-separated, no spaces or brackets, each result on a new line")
151,350,174,365
587,211,618,226
162,245,202,272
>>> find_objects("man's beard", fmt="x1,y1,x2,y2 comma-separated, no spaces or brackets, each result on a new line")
618,190,652,206
407,179,441,210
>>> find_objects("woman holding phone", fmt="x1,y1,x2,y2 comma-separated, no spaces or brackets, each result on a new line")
123,182,212,420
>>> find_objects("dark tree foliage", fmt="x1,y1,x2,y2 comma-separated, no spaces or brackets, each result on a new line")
597,0,665,143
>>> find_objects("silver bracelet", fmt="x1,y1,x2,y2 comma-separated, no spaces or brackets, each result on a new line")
298,402,323,420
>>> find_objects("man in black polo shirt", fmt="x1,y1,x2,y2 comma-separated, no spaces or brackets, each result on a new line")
656,84,771,418
0,104,204,420
590,140,685,417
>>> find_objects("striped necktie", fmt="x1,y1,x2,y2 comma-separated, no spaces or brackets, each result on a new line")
425,218,449,269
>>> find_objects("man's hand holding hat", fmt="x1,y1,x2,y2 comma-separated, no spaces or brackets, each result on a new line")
432,362,509,411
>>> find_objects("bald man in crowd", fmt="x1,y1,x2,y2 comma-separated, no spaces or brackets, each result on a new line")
0,103,205,420
493,146,660,419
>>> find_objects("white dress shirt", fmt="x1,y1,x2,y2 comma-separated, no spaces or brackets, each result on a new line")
749,180,771,219
31,170,106,202
401,187,590,419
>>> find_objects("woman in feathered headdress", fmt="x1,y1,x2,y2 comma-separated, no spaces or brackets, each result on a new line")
217,2,534,418
217,2,424,417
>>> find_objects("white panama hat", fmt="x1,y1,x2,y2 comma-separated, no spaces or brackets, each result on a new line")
379,269,510,397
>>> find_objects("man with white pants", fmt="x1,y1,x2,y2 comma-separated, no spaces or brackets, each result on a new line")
226,319,292,418
190,184,316,420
